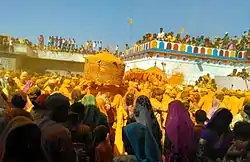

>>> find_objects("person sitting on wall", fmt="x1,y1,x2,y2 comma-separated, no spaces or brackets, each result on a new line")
175,34,181,43
191,37,197,46
213,37,221,48
237,69,249,79
228,69,238,77
157,28,165,41
222,32,230,48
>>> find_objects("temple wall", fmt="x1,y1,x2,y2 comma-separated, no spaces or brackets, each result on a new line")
125,57,245,85
0,50,84,74
21,58,84,73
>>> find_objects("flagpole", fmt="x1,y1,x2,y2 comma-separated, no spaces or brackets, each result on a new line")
129,18,133,46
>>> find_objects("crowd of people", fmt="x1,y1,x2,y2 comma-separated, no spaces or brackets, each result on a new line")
135,28,250,52
0,34,104,55
0,69,250,161
0,35,18,53
227,69,250,79
36,35,103,54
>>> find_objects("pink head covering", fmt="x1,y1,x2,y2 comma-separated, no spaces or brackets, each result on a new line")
165,100,195,154
23,80,31,93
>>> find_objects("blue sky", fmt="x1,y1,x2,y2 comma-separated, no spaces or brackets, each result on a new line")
0,0,249,50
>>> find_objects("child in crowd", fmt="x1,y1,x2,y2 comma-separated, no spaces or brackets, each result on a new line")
93,125,113,162
194,110,208,142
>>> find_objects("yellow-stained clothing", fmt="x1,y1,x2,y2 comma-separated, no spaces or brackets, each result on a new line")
24,97,34,112
176,92,182,100
150,98,164,111
161,94,174,126
113,105,127,156
43,86,53,95
238,97,245,112
96,97,108,117
198,92,214,113
59,86,71,99
162,94,173,110
139,88,151,98
229,96,240,117
112,95,127,156
222,95,231,110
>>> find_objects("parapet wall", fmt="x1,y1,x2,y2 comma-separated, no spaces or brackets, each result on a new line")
127,40,248,60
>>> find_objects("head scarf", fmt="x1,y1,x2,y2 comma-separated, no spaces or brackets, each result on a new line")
134,95,162,152
96,97,108,117
208,98,220,119
134,95,155,131
81,95,104,129
124,123,162,162
165,100,195,154
82,95,96,107
201,108,233,160
0,116,49,162
112,94,123,109
45,93,70,122
205,108,233,134
69,102,85,128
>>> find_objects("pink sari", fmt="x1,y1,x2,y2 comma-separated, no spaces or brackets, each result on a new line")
165,100,195,161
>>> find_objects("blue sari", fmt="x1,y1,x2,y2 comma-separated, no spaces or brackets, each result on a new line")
124,123,162,162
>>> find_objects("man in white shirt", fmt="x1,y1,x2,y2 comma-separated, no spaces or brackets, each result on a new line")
157,28,165,41
72,39,75,50
86,41,89,51
93,41,96,50
115,45,119,55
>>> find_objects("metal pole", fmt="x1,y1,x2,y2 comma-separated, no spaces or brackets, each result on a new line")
129,23,132,45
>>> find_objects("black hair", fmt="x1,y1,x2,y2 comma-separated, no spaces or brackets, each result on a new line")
244,103,250,116
207,108,233,134
233,121,250,140
194,110,208,124
93,125,108,147
11,94,27,109
71,102,85,115
125,93,134,106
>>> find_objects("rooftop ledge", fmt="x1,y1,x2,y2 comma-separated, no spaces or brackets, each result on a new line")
10,44,91,62
124,40,248,61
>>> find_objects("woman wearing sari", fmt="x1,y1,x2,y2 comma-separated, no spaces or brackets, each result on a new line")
164,100,196,162
82,95,108,130
96,96,108,118
133,95,162,153
115,122,162,162
199,108,233,161
112,94,128,156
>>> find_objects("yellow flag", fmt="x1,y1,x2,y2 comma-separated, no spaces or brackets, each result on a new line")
129,18,133,25
181,27,184,34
